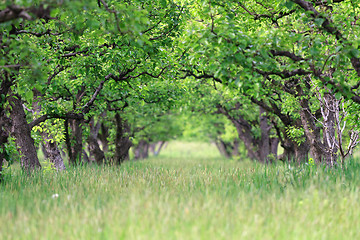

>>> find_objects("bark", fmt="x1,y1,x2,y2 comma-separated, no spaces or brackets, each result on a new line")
82,150,90,163
214,139,231,158
270,137,280,160
66,119,83,165
134,139,150,160
8,95,41,171
231,138,240,157
299,95,324,163
322,93,338,166
41,132,66,170
98,123,109,153
32,95,65,171
114,113,132,164
251,97,309,163
219,105,279,162
276,126,309,163
224,112,259,160
0,71,13,180
149,141,166,156
87,118,105,164
41,143,49,159
0,113,9,181
259,107,272,163
294,141,310,163
0,152,3,182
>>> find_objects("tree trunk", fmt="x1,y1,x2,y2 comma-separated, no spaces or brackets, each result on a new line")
8,95,41,171
259,107,271,163
65,119,83,165
322,93,338,166
214,139,231,158
232,119,260,160
41,132,66,170
277,120,309,163
269,137,279,161
98,122,109,153
82,150,90,163
87,118,105,164
32,95,65,171
231,138,240,157
1,72,14,179
149,141,166,156
134,139,150,160
0,112,10,181
114,113,132,164
299,96,324,164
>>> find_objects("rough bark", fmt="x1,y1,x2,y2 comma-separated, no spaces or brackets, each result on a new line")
0,71,13,180
259,107,272,163
87,118,105,164
65,119,83,165
231,138,240,157
32,95,65,171
322,93,338,166
299,95,324,163
218,104,279,162
114,113,132,164
279,134,309,163
98,122,109,153
82,150,90,163
270,138,279,158
8,95,41,171
218,106,259,160
0,113,9,181
41,132,66,170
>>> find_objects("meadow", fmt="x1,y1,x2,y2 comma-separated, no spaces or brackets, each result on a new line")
0,141,360,240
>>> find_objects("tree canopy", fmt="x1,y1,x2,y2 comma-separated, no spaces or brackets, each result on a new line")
1,0,360,175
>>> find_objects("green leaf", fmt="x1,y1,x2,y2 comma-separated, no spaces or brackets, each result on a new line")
335,92,342,100
314,18,325,27
350,49,360,58
24,90,34,103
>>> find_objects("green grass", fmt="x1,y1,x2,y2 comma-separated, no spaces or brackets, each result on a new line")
1,141,360,239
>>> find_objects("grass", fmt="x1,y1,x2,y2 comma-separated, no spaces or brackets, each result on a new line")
1,141,360,239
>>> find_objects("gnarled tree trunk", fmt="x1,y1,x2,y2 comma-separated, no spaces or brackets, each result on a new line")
87,117,105,164
134,139,150,160
8,95,41,171
98,122,109,153
65,119,83,165
214,139,232,158
1,72,14,180
322,93,338,167
298,90,325,164
149,141,166,156
114,113,132,164
32,94,65,171
259,107,273,163
41,132,66,170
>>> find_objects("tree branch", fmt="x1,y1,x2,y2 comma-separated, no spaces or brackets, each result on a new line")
29,112,83,129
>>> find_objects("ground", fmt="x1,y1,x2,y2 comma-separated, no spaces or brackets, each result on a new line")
0,141,359,239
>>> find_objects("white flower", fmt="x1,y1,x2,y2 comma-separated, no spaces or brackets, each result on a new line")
52,193,59,199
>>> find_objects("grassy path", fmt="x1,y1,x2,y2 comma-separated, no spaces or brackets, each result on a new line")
1,141,360,239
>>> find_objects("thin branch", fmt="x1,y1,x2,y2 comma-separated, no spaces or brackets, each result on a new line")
82,80,107,114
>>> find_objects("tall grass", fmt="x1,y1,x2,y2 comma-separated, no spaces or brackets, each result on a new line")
1,141,360,239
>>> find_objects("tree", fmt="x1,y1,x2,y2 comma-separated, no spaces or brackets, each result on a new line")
180,0,360,165
1,0,187,172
